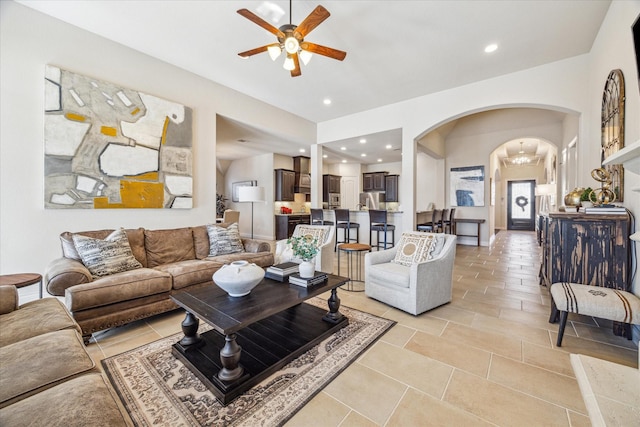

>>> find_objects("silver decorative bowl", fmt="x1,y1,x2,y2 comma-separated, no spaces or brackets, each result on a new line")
212,260,265,297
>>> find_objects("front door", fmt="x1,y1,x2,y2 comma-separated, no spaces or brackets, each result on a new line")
507,180,535,231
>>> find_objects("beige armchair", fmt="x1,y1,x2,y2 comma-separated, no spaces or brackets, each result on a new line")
274,224,336,273
365,232,456,315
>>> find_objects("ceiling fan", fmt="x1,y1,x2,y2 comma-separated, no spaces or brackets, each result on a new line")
237,1,347,77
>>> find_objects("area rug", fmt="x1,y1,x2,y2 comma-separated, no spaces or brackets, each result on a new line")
102,298,395,427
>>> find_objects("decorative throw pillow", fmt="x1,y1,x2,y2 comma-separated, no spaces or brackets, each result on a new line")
392,233,444,266
207,222,245,256
72,228,143,277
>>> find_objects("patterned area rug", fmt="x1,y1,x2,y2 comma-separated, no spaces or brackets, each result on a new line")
102,298,395,427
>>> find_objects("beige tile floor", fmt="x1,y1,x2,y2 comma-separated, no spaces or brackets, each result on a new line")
18,230,638,426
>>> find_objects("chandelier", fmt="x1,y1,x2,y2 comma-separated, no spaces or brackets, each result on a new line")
503,141,540,168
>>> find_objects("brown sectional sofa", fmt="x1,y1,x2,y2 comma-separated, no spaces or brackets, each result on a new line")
44,224,274,342
0,285,131,426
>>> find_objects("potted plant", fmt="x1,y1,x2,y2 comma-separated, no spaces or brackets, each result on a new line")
287,234,319,278
580,187,593,207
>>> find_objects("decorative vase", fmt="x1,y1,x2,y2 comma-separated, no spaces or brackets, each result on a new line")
213,260,265,297
564,187,584,212
299,260,315,278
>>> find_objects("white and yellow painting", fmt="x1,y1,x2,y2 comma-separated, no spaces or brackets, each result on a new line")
44,65,193,209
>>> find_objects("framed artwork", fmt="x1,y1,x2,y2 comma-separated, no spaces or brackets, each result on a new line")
601,69,625,202
44,65,193,209
450,166,485,207
232,180,257,202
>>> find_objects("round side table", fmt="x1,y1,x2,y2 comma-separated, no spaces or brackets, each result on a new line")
0,273,43,298
337,243,371,292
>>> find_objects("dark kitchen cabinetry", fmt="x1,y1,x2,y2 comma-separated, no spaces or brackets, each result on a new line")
275,214,311,240
323,174,341,201
385,175,399,202
540,212,631,336
275,169,295,201
363,172,387,192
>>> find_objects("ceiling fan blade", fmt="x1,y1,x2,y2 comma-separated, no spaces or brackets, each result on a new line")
238,43,279,58
294,5,330,38
237,8,285,38
300,42,346,61
290,53,301,77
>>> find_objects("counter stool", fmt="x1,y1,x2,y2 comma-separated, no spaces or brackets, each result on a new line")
334,209,359,250
311,208,334,225
417,209,442,233
0,273,43,298
337,243,371,292
369,209,395,250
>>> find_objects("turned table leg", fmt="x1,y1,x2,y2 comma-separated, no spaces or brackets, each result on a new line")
323,287,344,324
218,333,244,381
179,311,201,347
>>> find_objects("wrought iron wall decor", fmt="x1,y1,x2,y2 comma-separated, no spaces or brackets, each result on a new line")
601,69,625,202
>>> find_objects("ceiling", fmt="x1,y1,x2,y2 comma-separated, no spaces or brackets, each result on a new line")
17,0,610,164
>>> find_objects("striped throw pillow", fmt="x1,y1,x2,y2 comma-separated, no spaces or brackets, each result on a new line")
72,228,143,277
206,222,245,256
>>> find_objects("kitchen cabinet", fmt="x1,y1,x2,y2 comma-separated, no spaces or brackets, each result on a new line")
275,214,311,240
323,174,341,201
385,175,399,202
275,169,295,201
363,172,387,192
540,212,631,337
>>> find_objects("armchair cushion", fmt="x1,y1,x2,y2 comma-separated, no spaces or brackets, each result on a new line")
393,233,444,266
72,228,143,278
367,262,411,288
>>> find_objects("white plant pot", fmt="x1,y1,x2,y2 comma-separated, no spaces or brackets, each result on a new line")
299,260,315,278
213,260,265,297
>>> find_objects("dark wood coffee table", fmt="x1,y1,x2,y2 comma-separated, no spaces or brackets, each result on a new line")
170,272,349,405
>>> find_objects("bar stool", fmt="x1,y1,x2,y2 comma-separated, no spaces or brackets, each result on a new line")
369,209,395,250
337,243,371,292
418,209,442,232
334,209,359,250
310,208,334,225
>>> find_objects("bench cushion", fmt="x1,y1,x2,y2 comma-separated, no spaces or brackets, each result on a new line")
550,282,640,324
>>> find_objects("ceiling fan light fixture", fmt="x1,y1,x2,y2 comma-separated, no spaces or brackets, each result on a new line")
283,55,295,70
299,49,312,65
267,45,282,61
284,36,299,54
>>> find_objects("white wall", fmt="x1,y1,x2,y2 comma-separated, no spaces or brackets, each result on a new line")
0,2,315,274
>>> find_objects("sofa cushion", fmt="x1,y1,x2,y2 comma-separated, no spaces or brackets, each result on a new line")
72,228,143,277
0,297,79,348
65,268,172,312
392,233,444,266
61,228,147,267
144,227,195,268
0,285,18,315
154,259,223,290
207,222,244,256
0,329,96,408
208,251,275,267
191,225,211,259
0,373,131,426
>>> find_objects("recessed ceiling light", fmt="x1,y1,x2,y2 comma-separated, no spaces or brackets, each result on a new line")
361,153,366,157
484,43,498,53
340,146,346,151
359,139,366,144
377,158,383,162
341,159,347,163
385,144,392,149
299,148,305,153
323,98,332,105
322,154,328,158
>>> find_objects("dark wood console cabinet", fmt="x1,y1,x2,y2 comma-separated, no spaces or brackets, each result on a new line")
540,212,631,336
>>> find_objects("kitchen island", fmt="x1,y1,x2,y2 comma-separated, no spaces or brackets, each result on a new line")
322,210,402,247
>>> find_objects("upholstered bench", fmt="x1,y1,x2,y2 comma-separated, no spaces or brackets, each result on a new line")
549,282,640,346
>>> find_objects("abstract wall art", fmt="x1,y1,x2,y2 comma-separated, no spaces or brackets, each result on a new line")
44,65,193,209
450,165,485,207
